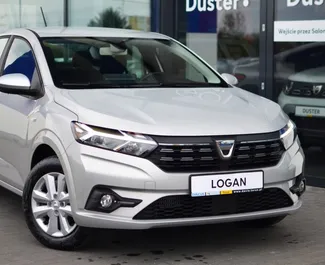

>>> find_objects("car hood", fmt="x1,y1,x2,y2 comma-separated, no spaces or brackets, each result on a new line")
289,66,325,83
54,87,287,136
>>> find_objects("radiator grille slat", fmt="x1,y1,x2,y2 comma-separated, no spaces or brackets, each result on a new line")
147,136,285,173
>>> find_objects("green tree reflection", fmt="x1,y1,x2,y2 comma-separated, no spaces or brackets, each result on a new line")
88,8,131,29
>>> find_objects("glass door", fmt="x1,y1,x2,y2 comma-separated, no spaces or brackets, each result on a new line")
272,0,325,186
174,0,267,96
218,0,262,95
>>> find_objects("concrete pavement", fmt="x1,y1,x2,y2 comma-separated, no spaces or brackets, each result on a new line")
1,186,325,265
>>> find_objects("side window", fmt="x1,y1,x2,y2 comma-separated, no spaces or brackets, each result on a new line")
3,38,36,83
0,38,9,59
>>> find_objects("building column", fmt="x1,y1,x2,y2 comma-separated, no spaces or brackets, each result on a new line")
63,0,68,26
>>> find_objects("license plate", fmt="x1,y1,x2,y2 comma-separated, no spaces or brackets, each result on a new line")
190,171,263,197
295,106,325,118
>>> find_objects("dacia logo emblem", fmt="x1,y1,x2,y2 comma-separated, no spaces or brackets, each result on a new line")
216,140,235,160
313,85,322,95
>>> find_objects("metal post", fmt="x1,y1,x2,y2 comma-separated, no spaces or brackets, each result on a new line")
265,0,275,101
63,0,68,26
19,0,22,27
159,0,175,37
150,0,160,32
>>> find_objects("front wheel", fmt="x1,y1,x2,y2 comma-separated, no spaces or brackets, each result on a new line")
239,216,287,228
23,156,90,250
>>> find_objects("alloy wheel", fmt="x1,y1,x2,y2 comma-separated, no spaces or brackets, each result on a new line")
31,172,77,237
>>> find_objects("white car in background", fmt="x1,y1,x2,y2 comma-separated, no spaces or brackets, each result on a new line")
278,66,325,148
233,43,325,147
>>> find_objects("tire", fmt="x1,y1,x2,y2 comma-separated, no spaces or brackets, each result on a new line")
23,156,90,250
239,216,287,228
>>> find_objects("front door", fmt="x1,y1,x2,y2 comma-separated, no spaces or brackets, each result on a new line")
0,37,39,190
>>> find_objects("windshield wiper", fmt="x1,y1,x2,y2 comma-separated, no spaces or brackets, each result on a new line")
60,82,226,89
158,82,224,87
61,82,164,89
61,83,118,88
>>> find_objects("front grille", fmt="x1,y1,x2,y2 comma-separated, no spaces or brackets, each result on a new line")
133,188,293,220
288,81,325,98
147,133,284,173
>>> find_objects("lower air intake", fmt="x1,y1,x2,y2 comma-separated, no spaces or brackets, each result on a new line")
133,188,293,220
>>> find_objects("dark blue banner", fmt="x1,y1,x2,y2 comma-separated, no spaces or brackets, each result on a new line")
186,0,217,33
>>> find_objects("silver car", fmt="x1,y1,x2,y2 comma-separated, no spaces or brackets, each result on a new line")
0,27,305,250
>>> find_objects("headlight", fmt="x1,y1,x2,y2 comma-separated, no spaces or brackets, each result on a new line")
71,122,158,156
280,120,297,150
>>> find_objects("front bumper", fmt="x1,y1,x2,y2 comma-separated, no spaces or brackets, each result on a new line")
63,138,305,229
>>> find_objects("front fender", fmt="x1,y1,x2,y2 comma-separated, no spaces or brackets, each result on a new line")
26,102,79,212
28,130,79,214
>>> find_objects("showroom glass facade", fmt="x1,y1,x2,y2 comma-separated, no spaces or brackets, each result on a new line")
273,1,325,185
162,0,325,186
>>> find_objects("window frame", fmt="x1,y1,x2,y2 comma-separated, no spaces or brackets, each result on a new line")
0,35,45,98
0,35,13,74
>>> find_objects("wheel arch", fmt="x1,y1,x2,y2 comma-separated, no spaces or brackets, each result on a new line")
31,144,57,170
28,130,77,210
30,130,67,170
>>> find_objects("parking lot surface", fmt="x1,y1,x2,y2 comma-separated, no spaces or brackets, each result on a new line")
1,186,325,265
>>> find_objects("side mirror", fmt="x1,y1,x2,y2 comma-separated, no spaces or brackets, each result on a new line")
221,73,238,86
0,73,34,96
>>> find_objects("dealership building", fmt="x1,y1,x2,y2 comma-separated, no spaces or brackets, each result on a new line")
0,0,324,186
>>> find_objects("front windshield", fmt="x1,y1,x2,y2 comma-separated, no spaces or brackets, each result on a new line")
41,37,228,89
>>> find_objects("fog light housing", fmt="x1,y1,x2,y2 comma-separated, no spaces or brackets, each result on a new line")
298,180,305,193
100,194,114,208
290,175,306,197
85,186,142,213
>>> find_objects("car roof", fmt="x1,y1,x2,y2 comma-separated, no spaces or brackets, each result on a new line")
2,27,170,40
